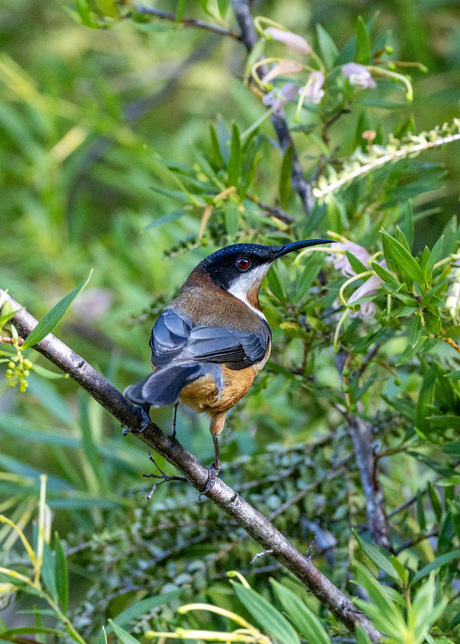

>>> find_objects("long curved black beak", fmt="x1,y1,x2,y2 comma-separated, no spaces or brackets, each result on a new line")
272,238,334,260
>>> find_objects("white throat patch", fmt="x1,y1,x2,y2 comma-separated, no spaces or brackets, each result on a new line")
227,264,270,321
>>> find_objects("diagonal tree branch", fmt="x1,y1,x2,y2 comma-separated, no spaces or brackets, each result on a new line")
230,0,315,216
0,287,381,643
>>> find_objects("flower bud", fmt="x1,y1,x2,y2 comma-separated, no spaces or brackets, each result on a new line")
265,27,312,56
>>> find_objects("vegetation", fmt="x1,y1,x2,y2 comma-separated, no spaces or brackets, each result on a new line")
1,0,460,642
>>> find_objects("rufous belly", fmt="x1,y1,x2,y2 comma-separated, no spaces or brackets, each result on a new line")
179,364,259,415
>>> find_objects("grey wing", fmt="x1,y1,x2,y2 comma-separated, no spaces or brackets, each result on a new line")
150,308,270,370
149,308,194,367
180,324,270,370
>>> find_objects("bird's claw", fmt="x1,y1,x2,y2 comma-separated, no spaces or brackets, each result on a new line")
139,407,151,432
122,406,151,436
199,461,221,498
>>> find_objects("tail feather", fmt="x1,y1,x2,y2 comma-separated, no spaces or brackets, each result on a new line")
124,364,204,407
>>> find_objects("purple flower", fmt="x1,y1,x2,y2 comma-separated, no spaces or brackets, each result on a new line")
328,242,371,277
264,27,312,56
342,63,377,90
262,59,304,84
263,83,299,115
301,71,325,105
328,241,384,320
347,274,381,319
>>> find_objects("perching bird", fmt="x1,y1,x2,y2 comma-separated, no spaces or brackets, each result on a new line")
124,239,331,491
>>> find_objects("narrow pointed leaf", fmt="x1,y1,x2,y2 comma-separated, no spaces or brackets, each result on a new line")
381,232,424,284
54,533,69,614
271,580,331,644
22,271,93,349
231,582,300,644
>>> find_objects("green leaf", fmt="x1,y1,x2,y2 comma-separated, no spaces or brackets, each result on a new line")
209,123,225,167
41,541,57,602
326,196,345,234
227,122,241,187
316,24,339,70
345,250,368,275
30,363,67,380
411,549,460,584
396,334,426,366
97,627,108,644
279,144,293,208
79,396,106,490
107,620,140,644
381,232,425,284
217,0,228,18
354,531,399,579
355,625,373,644
107,591,181,632
144,208,189,230
371,262,401,288
409,315,422,348
0,299,16,329
271,580,331,644
394,226,411,251
424,309,442,335
355,16,371,64
390,556,409,584
54,533,69,614
231,582,300,644
353,563,406,638
445,370,460,379
224,199,239,238
22,271,92,349
427,483,443,522
415,367,436,430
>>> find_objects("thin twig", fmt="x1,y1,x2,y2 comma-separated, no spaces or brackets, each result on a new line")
394,528,438,555
0,287,382,643
229,0,314,216
131,3,240,40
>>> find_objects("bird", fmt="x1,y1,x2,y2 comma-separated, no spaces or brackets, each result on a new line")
124,239,331,491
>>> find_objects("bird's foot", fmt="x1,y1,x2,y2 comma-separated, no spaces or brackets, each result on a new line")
199,461,221,498
122,406,151,436
143,452,187,499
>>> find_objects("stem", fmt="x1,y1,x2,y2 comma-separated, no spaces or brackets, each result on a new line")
131,4,240,40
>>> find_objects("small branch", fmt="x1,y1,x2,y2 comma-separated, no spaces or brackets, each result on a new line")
0,287,381,643
131,3,240,40
246,196,295,224
230,0,314,216
143,452,187,499
394,528,438,555
346,414,392,551
0,336,23,345
250,549,274,564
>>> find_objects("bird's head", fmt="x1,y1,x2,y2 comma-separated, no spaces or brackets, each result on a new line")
194,239,332,305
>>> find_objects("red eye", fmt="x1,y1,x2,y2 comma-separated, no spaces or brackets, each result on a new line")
236,257,251,271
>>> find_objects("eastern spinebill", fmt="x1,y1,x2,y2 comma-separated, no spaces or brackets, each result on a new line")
124,239,331,491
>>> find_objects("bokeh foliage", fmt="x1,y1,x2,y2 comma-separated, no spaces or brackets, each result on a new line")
1,0,460,642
